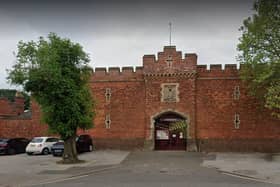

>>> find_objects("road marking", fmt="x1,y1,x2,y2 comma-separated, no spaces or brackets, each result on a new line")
221,171,278,185
28,165,120,186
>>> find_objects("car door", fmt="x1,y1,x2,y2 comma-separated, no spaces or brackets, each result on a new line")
19,138,29,153
45,138,54,150
8,139,16,153
14,139,22,153
48,138,59,148
84,135,92,150
77,135,85,152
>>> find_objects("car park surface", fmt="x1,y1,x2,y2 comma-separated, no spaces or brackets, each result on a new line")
0,150,129,186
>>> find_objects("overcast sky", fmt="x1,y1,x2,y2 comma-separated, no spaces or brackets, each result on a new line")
0,0,254,89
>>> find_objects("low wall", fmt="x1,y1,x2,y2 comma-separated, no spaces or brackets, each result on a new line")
198,139,280,153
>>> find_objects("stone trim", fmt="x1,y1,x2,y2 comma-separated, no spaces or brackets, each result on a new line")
160,83,179,103
146,109,193,151
90,80,144,83
144,71,196,78
197,77,240,80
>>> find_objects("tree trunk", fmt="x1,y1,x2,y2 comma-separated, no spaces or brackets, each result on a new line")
61,135,80,164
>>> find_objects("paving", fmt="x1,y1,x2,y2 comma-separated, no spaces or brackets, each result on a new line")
34,151,278,187
1,151,280,187
0,150,129,187
202,152,280,185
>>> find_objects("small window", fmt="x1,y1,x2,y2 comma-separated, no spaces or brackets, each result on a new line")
233,86,240,100
46,138,58,142
20,138,29,143
105,114,111,129
234,113,240,129
105,88,112,102
31,138,43,143
53,138,59,142
79,135,86,140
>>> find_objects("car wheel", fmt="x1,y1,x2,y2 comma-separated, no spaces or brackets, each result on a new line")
8,148,16,155
42,148,49,155
89,145,93,152
27,152,32,155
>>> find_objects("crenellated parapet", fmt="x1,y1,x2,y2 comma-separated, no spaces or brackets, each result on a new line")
91,46,240,81
143,46,197,78
91,66,143,82
197,64,239,78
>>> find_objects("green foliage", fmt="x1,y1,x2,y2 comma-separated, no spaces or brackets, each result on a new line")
169,120,187,131
0,89,17,101
21,92,30,110
265,82,280,118
0,89,30,110
238,0,280,118
7,33,95,139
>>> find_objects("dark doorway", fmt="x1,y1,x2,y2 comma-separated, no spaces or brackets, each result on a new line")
154,112,187,151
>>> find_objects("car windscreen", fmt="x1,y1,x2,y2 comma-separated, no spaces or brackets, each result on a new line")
0,139,8,143
31,138,44,143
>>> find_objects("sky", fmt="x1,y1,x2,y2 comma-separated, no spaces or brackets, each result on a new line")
0,0,255,89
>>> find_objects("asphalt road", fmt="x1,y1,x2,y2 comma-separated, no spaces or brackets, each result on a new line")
34,151,278,187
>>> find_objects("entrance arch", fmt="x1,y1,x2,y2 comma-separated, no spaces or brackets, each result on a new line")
153,111,187,150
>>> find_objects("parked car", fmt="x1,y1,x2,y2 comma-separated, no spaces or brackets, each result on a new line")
26,137,59,155
0,138,30,155
51,134,93,156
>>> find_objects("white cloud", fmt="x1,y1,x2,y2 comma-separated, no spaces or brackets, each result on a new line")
0,0,254,88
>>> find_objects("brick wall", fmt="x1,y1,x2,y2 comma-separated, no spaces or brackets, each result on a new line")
87,67,146,149
0,101,48,139
196,64,280,152
0,97,25,117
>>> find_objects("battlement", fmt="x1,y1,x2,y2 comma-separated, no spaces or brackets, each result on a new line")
92,47,240,80
143,46,197,75
93,66,143,77
143,55,156,64
143,46,197,65
197,64,239,78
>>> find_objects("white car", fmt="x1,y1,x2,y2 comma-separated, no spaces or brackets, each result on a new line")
26,137,59,155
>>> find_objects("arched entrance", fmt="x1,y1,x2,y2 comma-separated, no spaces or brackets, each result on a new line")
154,112,187,150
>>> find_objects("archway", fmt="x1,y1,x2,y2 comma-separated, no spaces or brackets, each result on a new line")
154,112,187,150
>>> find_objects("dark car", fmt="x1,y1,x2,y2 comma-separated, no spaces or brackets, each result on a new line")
0,138,30,155
51,135,93,156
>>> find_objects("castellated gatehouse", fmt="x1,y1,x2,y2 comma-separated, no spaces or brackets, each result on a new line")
1,46,280,152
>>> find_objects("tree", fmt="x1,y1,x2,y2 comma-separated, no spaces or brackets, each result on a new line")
237,0,280,118
7,33,95,163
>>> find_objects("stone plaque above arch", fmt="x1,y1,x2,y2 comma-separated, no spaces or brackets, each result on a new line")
161,83,179,102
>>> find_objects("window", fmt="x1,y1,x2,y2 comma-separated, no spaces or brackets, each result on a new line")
105,114,111,129
31,138,43,143
105,88,112,102
234,113,240,129
46,138,59,142
233,86,240,100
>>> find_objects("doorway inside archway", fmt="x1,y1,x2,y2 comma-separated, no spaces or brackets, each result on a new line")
154,112,187,151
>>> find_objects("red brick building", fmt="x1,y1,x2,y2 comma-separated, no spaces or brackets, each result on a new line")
0,91,25,118
89,46,280,152
0,46,279,152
